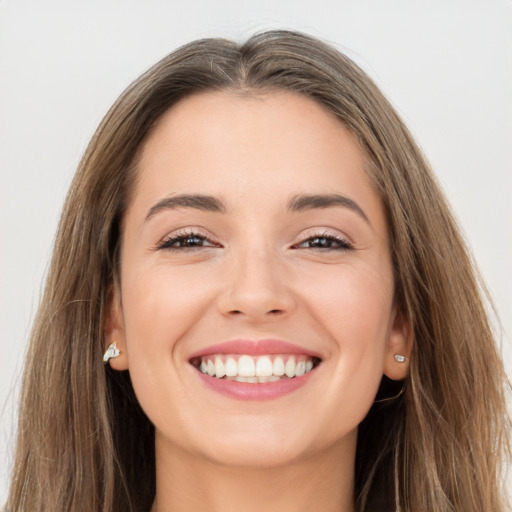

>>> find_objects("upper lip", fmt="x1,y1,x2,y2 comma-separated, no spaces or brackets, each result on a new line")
188,339,322,360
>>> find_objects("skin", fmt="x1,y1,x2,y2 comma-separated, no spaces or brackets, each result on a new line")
107,91,411,512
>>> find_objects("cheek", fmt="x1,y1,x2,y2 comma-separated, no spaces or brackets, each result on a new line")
300,263,393,415
118,263,231,449
122,259,215,345
119,262,215,405
301,261,394,347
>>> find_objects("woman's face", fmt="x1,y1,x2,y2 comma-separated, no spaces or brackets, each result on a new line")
108,91,409,467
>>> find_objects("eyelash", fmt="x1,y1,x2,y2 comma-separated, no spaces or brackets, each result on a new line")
156,230,354,252
155,230,219,251
292,232,354,251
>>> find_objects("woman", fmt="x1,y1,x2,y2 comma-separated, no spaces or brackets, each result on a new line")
6,30,510,511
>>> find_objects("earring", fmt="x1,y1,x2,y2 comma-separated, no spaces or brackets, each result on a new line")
394,354,408,363
103,342,120,364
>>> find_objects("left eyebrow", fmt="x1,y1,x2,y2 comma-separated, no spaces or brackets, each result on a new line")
145,194,226,222
287,193,370,225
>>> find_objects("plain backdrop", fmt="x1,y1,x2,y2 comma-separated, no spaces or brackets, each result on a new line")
1,0,511,503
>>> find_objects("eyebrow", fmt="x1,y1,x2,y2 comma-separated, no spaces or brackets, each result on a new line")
287,193,370,224
145,194,226,221
144,192,370,225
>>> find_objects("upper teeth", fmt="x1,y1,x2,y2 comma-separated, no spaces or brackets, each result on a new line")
195,354,316,380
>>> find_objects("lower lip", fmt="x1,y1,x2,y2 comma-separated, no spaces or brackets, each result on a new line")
195,370,316,400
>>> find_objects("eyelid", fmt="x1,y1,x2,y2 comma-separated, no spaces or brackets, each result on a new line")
294,227,353,243
153,226,354,252
154,227,222,251
291,228,355,251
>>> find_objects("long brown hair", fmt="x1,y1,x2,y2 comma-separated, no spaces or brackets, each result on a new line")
6,30,510,511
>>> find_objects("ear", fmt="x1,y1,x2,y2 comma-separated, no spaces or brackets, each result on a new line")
383,307,413,381
104,283,129,371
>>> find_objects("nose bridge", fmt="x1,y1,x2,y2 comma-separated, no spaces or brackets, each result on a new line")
218,240,294,320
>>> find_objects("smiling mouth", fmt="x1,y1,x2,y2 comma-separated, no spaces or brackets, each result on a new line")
190,354,322,382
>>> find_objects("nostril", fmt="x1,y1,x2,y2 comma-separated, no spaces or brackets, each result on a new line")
228,308,284,317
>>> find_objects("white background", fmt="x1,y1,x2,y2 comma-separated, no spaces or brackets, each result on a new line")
1,0,511,504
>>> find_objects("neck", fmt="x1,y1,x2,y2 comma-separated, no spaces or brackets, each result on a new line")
150,432,357,512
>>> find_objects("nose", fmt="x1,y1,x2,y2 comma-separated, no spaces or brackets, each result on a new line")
216,247,296,323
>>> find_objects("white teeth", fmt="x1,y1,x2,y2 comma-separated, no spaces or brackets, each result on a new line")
295,360,306,377
225,357,237,377
195,354,318,381
285,356,296,378
273,357,285,376
215,357,225,378
235,376,278,383
238,355,256,377
256,355,273,377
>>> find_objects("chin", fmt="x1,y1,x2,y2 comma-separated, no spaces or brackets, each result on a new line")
201,439,311,469
181,418,352,470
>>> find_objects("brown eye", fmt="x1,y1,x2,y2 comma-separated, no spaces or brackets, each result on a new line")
304,237,336,248
294,235,353,251
173,235,207,247
157,232,220,251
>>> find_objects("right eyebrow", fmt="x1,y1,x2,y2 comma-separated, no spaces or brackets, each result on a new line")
145,194,226,222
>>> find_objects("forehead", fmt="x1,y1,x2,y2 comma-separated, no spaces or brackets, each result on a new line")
129,90,385,229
